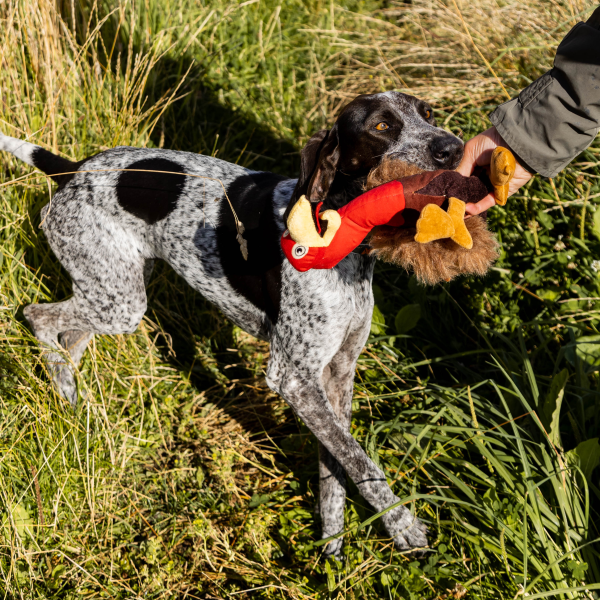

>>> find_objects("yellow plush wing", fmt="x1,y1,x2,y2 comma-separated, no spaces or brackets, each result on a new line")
448,197,473,249
287,195,341,247
414,204,455,244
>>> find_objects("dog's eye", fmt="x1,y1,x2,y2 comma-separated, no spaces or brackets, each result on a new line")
375,122,389,131
425,110,431,119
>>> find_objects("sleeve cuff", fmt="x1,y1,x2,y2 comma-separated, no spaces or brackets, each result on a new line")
489,102,540,176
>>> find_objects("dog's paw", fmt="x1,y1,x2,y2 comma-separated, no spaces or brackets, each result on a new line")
393,516,428,551
381,504,428,551
51,361,80,408
322,537,344,562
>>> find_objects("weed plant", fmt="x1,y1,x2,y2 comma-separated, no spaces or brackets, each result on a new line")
2,0,600,597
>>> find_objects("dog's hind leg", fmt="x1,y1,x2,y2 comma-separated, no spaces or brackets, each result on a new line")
24,301,98,406
143,259,155,286
24,221,148,406
318,320,371,560
55,329,95,400
24,281,146,406
59,330,94,367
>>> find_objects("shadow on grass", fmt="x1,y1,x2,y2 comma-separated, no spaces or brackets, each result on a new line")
147,57,301,176
138,56,301,416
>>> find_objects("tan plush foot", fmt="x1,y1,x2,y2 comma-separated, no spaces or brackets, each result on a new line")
287,195,342,247
490,147,516,206
414,203,455,244
448,197,473,249
493,183,510,206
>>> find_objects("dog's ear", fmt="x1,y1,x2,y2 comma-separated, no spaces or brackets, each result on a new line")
306,123,340,203
287,126,340,207
299,129,329,196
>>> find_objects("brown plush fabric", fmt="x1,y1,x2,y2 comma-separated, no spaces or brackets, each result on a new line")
366,157,424,187
365,159,499,285
368,219,499,285
416,170,489,203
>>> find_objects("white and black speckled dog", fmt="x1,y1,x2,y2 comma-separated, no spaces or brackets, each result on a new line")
0,92,463,557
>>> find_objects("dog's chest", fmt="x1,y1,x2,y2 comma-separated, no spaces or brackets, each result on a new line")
274,255,375,367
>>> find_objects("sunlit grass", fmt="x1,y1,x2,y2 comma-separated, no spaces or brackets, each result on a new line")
2,0,600,597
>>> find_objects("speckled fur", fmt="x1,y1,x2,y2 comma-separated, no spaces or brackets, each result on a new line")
1,92,463,558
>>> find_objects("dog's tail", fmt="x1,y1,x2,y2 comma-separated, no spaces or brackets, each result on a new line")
0,131,79,183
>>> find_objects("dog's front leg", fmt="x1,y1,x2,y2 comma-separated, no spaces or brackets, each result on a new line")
318,321,371,559
318,360,350,559
267,353,427,552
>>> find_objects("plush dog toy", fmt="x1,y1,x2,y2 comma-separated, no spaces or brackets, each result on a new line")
281,147,516,284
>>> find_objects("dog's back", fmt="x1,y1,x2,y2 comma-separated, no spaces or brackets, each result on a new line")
3,139,294,340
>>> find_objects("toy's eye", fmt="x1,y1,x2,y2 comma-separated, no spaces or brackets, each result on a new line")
425,109,431,119
292,243,308,258
375,122,389,131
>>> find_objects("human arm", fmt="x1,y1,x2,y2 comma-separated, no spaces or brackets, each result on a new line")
459,7,600,215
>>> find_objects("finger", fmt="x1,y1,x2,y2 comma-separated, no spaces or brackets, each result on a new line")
456,143,480,177
457,134,498,176
456,158,475,177
465,194,496,215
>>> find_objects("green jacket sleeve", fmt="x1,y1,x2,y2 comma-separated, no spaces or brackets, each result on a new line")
489,9,600,178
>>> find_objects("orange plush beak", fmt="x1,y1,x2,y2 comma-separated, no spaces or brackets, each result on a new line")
287,195,342,247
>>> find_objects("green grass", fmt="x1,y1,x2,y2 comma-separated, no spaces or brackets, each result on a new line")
2,0,600,597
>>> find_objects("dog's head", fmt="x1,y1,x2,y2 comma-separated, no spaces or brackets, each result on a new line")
288,91,464,212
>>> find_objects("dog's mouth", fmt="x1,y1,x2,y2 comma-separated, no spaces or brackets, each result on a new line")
364,155,499,285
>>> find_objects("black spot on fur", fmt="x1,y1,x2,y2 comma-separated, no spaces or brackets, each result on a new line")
216,172,288,325
32,147,85,188
116,158,185,224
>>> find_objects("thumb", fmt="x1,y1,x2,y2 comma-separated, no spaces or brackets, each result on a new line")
456,127,503,177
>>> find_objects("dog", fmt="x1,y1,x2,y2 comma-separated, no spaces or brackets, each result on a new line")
0,91,463,558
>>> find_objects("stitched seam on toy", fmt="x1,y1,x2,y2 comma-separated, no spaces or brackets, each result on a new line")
315,201,323,234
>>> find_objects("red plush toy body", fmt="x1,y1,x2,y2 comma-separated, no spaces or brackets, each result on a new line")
281,169,490,272
281,180,405,271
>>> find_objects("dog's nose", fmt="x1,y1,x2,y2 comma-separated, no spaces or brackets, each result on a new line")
430,136,464,169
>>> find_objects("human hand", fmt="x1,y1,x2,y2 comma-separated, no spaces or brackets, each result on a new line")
457,127,533,215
